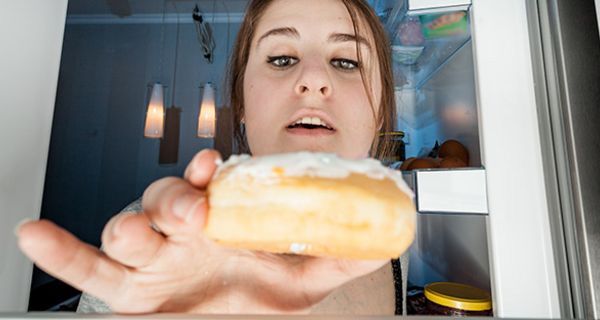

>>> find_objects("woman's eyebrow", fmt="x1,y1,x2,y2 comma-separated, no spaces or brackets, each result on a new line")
328,33,372,51
256,27,371,51
257,27,300,48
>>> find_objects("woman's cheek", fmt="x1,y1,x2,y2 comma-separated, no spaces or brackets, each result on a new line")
248,76,282,107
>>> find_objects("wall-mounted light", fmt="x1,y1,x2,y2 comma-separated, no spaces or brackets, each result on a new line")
197,82,216,138
144,82,165,138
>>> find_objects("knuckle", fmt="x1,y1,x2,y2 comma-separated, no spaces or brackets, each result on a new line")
142,177,186,210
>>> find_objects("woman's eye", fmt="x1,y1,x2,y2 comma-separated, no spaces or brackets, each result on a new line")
267,56,299,68
331,58,359,71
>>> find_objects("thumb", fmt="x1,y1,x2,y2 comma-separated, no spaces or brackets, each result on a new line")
184,149,222,188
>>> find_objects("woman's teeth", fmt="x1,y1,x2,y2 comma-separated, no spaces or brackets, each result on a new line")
291,117,333,130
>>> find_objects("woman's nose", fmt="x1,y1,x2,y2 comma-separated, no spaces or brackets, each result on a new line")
295,62,332,98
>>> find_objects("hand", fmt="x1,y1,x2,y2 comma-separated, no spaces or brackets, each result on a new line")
17,149,388,314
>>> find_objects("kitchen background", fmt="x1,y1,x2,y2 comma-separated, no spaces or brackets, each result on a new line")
32,0,245,308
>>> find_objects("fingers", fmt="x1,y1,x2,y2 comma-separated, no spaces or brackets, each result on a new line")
142,177,208,240
137,149,218,244
101,213,166,268
17,220,127,305
183,149,222,187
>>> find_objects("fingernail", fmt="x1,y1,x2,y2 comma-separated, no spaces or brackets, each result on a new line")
14,218,32,237
173,194,205,223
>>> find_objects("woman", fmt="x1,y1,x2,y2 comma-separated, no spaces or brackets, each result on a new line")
17,0,406,314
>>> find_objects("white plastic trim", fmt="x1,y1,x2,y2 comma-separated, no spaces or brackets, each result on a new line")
0,0,68,311
409,0,471,11
416,169,488,214
471,0,560,317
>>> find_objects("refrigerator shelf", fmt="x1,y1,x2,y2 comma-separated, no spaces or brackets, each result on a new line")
371,0,472,89
401,167,488,215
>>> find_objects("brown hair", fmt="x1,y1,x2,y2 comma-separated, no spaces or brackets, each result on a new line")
227,0,396,159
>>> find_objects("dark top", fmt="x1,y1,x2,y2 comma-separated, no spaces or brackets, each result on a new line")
391,258,403,315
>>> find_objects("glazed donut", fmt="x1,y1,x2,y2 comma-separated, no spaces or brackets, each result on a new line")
204,152,416,259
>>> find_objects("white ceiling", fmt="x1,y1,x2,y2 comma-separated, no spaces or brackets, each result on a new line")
67,0,250,16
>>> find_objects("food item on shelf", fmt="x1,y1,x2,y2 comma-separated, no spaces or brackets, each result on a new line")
439,156,467,168
424,282,492,316
438,139,469,165
407,157,439,170
379,131,406,166
398,16,425,46
205,152,417,259
401,139,470,170
400,157,417,170
420,11,468,39
407,283,492,316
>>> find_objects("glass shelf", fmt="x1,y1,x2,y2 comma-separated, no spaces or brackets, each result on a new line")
369,0,472,89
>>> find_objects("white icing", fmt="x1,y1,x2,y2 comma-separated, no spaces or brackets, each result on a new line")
215,152,414,196
289,243,309,254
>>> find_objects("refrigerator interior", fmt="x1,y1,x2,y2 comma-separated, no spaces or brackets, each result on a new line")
372,0,491,304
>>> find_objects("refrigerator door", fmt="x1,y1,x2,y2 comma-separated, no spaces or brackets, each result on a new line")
531,0,600,318
382,0,562,316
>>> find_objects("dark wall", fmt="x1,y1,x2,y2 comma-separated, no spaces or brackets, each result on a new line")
34,20,240,292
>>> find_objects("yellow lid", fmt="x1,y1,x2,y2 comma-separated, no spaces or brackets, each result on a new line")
379,131,405,137
424,282,492,311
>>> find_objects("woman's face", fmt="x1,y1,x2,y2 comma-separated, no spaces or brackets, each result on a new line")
243,0,382,159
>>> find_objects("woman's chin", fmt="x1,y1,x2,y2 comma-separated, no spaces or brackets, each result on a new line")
263,147,368,160
248,139,369,159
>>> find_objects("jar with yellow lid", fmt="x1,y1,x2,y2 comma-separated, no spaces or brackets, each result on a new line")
378,131,405,166
423,282,493,316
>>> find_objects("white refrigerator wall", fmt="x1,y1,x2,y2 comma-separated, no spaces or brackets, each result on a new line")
471,0,560,317
0,0,68,312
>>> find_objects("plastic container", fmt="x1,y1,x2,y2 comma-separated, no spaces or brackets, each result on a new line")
420,11,468,39
423,282,492,316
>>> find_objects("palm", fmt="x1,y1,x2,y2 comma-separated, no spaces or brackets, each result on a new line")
120,232,384,313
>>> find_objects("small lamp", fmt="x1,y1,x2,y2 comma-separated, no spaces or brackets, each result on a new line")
144,83,165,138
197,82,216,138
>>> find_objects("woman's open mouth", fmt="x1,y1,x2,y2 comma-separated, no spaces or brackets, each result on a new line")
286,116,336,136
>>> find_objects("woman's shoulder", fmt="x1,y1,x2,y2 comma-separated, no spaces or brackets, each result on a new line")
121,198,143,213
310,261,396,315
77,292,111,313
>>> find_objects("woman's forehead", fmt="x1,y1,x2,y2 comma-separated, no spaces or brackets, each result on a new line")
253,0,374,45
